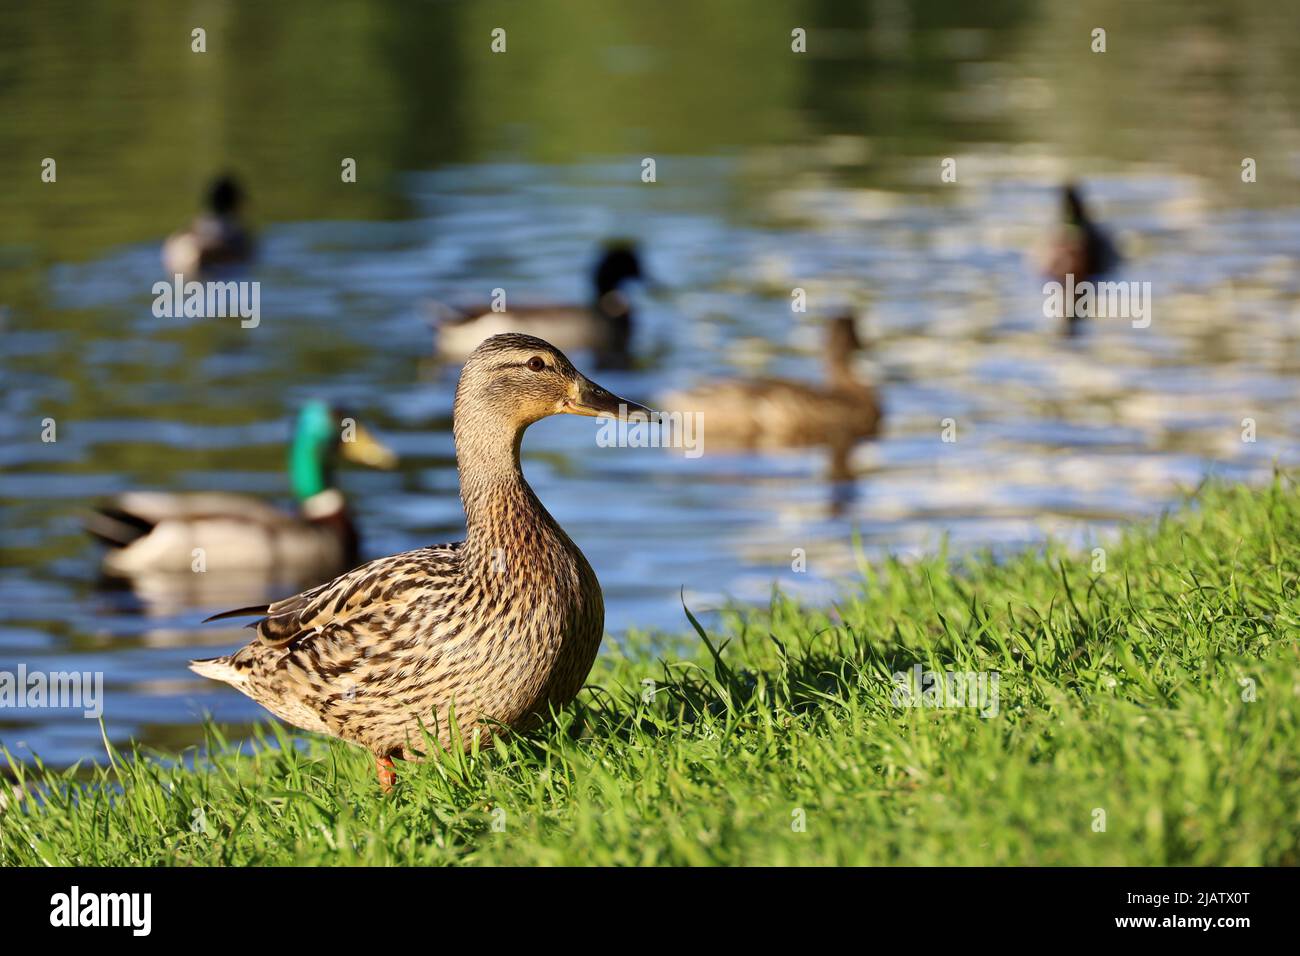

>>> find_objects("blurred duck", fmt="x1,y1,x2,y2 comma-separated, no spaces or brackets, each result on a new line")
432,243,645,368
191,334,652,790
1044,183,1120,333
664,315,882,468
162,174,254,277
86,402,396,585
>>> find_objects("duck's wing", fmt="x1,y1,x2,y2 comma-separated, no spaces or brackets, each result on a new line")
664,378,795,447
204,542,465,648
103,491,288,527
191,542,468,743
667,377,880,447
425,300,580,331
89,491,331,575
433,305,606,360
441,302,584,325
669,376,839,415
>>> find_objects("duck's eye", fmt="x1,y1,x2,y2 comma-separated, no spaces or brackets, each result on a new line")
526,356,546,372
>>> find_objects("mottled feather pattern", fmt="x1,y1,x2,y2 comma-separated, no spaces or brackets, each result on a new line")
192,334,611,765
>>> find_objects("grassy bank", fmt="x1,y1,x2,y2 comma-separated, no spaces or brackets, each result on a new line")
3,479,1297,866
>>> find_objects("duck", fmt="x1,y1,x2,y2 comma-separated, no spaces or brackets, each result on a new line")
162,174,255,277
191,334,652,790
663,315,882,475
1043,182,1121,334
86,402,396,588
432,243,645,368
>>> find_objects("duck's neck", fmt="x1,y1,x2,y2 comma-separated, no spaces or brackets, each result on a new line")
454,412,562,568
826,351,859,391
290,438,334,502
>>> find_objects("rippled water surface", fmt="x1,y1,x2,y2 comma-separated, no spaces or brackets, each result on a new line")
2,0,1299,764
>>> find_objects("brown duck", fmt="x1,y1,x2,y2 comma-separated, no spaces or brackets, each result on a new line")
1043,182,1121,334
191,334,650,790
663,315,882,477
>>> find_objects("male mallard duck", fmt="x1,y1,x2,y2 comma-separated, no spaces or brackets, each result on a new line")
1043,182,1121,334
87,402,396,586
191,334,651,790
664,315,882,470
162,174,255,277
432,243,644,368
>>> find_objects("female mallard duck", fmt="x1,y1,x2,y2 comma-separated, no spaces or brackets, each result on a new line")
162,174,255,277
191,334,651,790
1044,182,1120,334
432,243,644,368
87,402,396,586
663,315,882,473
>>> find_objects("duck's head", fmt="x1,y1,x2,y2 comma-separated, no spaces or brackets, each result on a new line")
1062,183,1088,226
207,174,245,217
455,333,652,432
593,242,644,298
290,400,397,502
824,314,869,386
591,242,647,366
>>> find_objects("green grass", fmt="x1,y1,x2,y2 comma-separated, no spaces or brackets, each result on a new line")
3,478,1298,865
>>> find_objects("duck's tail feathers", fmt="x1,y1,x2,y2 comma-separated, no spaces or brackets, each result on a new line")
188,655,245,685
84,507,154,549
202,604,270,624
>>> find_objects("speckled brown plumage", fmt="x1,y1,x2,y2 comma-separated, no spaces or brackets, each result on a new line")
191,334,649,785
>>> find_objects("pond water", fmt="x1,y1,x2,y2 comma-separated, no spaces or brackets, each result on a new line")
2,0,1298,765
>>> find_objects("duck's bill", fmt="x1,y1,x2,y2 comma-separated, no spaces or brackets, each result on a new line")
563,376,656,421
340,423,399,469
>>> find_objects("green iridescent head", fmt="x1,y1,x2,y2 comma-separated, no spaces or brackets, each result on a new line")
288,400,397,501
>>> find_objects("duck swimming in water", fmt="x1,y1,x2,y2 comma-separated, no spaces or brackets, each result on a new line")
1043,182,1120,334
191,334,652,790
87,402,396,592
432,243,645,368
162,174,255,278
663,315,882,477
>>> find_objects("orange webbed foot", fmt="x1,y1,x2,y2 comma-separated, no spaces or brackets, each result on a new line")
376,754,397,792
